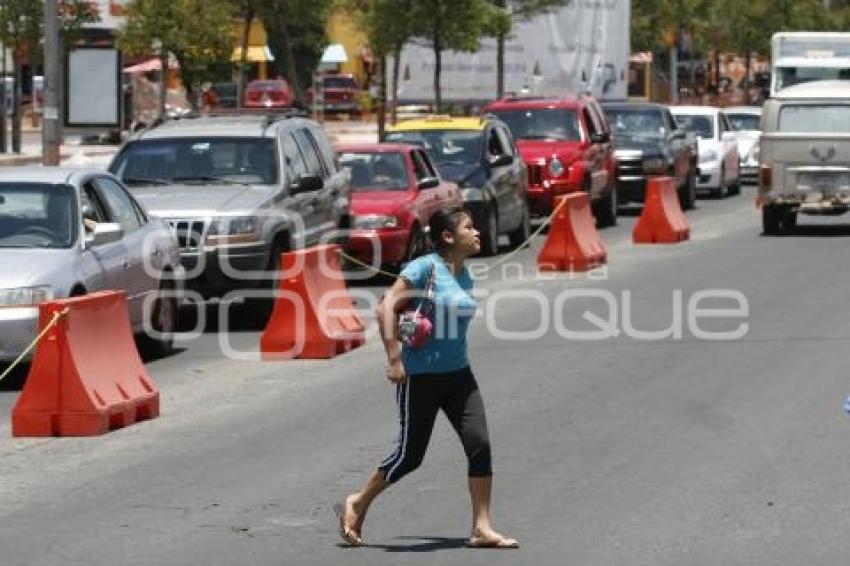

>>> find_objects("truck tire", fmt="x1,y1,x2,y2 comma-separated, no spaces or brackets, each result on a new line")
762,205,787,235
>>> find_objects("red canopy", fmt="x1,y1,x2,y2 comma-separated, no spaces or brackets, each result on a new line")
123,58,180,74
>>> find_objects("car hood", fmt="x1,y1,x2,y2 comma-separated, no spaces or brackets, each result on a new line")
612,135,665,153
127,184,273,217
0,248,76,291
697,138,722,155
735,131,760,155
435,162,482,185
350,191,413,215
516,140,583,164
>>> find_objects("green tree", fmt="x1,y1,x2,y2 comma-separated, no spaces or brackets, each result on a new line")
118,0,234,116
257,0,332,102
339,0,418,135
235,0,259,110
487,0,569,99
0,0,98,150
409,0,498,110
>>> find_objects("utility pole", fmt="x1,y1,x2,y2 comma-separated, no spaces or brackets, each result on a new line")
43,0,60,165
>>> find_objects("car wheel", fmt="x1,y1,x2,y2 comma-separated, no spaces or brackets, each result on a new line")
508,202,531,248
593,183,618,228
248,240,286,325
399,225,427,270
140,279,177,358
479,206,500,257
679,170,696,210
715,166,727,198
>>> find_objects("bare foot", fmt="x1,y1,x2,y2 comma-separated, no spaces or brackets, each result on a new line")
467,528,519,549
334,494,362,546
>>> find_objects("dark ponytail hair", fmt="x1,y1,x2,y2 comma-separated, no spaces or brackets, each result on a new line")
428,206,467,253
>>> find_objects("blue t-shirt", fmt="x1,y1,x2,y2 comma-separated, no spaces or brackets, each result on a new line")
399,253,477,375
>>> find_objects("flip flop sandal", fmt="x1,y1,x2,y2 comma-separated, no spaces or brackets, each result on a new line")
465,536,520,549
333,502,362,546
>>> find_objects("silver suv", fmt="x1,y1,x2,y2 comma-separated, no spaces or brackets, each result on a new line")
109,113,350,297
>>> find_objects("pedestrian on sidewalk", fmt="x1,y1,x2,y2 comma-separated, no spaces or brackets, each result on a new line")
336,206,519,549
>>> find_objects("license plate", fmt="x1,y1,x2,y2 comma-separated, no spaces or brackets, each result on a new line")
798,172,850,191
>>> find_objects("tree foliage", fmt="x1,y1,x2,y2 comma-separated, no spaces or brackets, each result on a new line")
118,0,234,103
257,0,332,101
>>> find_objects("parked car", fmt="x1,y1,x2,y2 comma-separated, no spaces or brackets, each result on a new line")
243,79,294,109
601,102,697,209
483,94,618,227
383,115,530,256
337,143,463,270
0,167,184,361
108,113,350,299
758,80,850,234
671,106,741,198
724,106,762,185
307,74,362,115
211,82,238,109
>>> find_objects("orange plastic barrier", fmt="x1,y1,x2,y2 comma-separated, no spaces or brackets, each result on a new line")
261,244,365,359
537,193,608,272
12,291,160,437
633,176,690,244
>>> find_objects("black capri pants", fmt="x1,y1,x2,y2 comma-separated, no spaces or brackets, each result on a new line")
379,366,492,484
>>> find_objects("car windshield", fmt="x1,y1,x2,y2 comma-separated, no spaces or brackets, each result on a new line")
489,109,582,142
779,104,850,133
324,77,357,89
339,152,410,191
0,183,76,248
603,108,667,140
110,138,279,185
726,113,761,131
776,66,850,91
248,80,288,91
384,130,482,166
673,114,715,139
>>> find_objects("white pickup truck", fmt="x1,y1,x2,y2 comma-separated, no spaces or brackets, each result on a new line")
758,80,850,234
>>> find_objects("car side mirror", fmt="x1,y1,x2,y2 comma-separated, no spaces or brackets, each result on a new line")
590,132,610,144
417,176,440,190
292,173,324,194
488,154,513,167
86,222,123,248
668,130,685,141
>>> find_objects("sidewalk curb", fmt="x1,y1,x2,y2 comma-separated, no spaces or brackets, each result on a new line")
0,147,118,167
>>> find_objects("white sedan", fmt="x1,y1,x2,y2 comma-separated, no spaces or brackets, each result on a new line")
0,168,184,362
671,106,741,198
724,106,762,185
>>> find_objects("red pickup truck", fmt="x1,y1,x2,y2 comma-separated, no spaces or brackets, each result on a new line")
483,95,618,227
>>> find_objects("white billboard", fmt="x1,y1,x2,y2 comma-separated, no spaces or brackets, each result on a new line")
66,48,121,127
393,0,630,103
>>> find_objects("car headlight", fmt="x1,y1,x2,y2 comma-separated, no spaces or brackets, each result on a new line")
549,157,565,177
209,216,259,236
642,158,667,175
0,286,54,307
699,150,718,163
353,214,399,229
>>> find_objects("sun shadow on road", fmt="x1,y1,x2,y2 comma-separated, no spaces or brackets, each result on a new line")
342,536,468,552
763,224,850,238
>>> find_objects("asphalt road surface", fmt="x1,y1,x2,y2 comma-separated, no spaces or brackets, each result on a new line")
2,185,850,565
